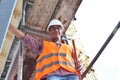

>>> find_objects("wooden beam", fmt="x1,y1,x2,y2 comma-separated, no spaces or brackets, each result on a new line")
25,0,82,32
51,0,82,33
26,0,59,31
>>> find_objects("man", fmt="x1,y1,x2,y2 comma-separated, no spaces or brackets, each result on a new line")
9,19,83,80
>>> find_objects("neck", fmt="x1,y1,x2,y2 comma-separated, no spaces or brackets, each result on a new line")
52,37,61,43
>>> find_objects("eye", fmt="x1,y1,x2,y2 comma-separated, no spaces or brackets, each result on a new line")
49,25,62,31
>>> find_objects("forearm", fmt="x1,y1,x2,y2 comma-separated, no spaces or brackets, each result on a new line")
9,24,25,39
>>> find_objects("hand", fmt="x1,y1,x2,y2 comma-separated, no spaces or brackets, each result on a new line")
75,61,84,74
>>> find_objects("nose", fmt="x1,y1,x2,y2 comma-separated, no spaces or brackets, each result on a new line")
54,27,59,31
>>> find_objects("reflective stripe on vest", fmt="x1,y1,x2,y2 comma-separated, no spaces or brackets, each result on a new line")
36,52,74,65
35,40,79,80
36,60,74,72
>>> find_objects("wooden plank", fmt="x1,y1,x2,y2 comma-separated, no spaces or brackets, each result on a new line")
0,55,5,73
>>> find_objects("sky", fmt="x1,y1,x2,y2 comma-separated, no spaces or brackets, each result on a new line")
74,0,120,80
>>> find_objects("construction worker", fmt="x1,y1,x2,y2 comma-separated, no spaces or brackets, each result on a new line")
9,19,83,80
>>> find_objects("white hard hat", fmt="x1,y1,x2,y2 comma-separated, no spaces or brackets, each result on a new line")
47,19,64,32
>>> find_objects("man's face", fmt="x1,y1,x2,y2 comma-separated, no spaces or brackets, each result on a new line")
48,25,63,41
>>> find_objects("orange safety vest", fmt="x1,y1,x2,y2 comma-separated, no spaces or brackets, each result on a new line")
35,40,80,80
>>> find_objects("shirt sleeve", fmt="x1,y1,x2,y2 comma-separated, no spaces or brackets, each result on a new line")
20,33,43,53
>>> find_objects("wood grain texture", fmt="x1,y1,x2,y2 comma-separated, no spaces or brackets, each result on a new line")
26,0,59,31
52,0,82,33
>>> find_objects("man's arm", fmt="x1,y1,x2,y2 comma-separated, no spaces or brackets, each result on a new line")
9,23,43,53
8,23,25,39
